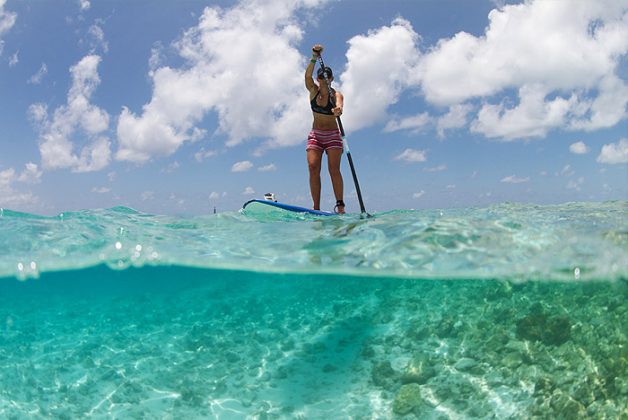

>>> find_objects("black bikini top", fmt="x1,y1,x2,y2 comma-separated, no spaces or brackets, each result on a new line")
310,89,335,115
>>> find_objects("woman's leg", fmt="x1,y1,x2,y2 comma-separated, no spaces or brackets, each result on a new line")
326,148,344,213
307,149,323,210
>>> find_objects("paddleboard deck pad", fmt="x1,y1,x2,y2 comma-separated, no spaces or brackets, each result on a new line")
242,199,335,216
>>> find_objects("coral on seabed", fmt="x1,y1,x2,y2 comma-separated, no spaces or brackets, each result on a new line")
401,353,436,384
515,312,572,346
392,383,424,415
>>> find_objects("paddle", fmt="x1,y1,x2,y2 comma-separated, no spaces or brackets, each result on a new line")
315,53,371,218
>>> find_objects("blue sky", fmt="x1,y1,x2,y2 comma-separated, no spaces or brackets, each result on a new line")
0,0,627,215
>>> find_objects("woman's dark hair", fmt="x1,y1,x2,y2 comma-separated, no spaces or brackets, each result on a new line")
317,66,333,80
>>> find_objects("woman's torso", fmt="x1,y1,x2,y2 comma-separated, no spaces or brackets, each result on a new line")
310,89,339,130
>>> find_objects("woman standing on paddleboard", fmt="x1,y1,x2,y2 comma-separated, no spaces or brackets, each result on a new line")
305,44,345,214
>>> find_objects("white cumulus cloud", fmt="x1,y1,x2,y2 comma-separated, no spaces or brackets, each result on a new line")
29,55,111,172
258,163,277,172
231,160,253,172
597,138,628,164
163,161,180,173
0,164,40,208
0,0,17,56
148,42,164,76
419,0,628,139
116,0,328,163
567,177,585,191
436,104,473,138
17,162,42,184
8,51,18,66
569,141,589,154
335,1,627,141
194,148,217,163
501,175,530,184
87,21,108,53
79,0,90,11
384,112,431,133
395,148,427,163
28,63,48,85
557,164,575,177
339,18,421,132
471,84,578,140
91,187,110,194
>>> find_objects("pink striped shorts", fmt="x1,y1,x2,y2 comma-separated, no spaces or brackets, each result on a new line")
306,129,343,152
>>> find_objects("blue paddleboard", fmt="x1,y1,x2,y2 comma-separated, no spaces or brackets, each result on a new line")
242,199,335,216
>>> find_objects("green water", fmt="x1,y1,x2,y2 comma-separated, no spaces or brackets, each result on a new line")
0,202,626,418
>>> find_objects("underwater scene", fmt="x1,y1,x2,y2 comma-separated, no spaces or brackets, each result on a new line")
0,201,626,418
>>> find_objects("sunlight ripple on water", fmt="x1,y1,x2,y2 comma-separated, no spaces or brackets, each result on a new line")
0,201,626,281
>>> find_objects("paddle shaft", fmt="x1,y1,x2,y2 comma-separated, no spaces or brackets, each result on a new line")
316,55,368,215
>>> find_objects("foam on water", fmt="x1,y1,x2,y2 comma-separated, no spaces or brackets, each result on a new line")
0,201,626,418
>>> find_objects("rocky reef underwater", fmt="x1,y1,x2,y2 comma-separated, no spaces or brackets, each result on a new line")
0,266,626,418
367,278,627,419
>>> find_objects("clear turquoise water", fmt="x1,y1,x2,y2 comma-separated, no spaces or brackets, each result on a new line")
0,202,626,418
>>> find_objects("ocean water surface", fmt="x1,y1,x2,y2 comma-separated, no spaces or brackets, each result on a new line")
0,201,626,418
